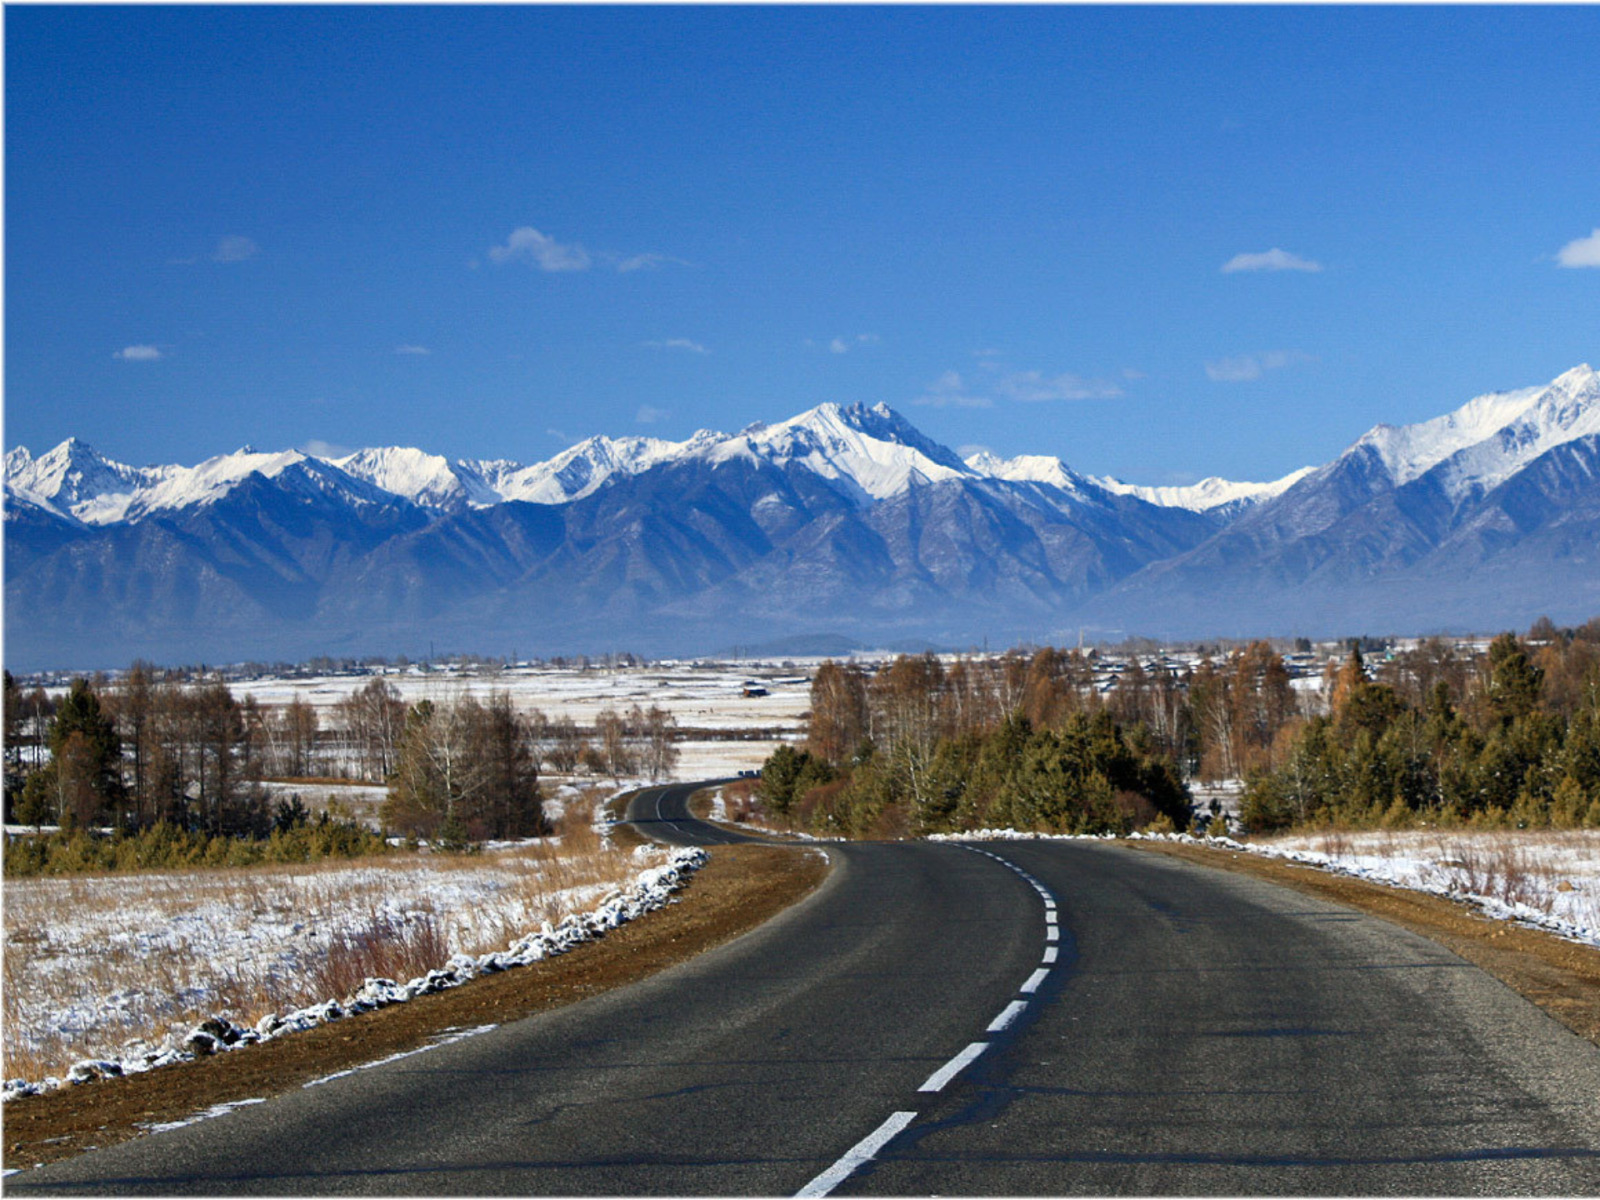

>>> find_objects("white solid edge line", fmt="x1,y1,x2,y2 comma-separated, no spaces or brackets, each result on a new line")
1021,968,1050,994
987,1000,1029,1032
1043,946,1059,964
795,1110,919,1198
918,1041,991,1093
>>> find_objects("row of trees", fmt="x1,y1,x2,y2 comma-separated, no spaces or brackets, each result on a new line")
770,617,1600,837
4,668,682,843
1241,635,1600,830
774,653,1189,836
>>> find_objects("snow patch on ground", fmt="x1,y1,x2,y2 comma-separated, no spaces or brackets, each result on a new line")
935,827,1600,949
3,847,708,1103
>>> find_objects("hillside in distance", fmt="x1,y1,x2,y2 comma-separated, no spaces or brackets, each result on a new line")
5,365,1597,669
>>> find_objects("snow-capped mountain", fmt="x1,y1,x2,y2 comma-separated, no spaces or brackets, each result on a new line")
1090,468,1315,515
6,366,1598,668
1088,363,1600,636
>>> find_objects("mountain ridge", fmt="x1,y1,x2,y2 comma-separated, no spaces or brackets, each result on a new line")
5,365,1596,668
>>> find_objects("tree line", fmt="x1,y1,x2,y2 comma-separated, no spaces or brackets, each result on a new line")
759,616,1600,837
3,668,681,845
762,653,1189,837
1241,628,1600,831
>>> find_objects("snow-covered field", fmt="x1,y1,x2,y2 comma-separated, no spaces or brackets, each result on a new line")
1244,828,1600,947
2,801,692,1094
229,661,812,782
227,662,814,731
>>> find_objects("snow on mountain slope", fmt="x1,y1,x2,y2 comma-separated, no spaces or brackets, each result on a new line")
332,448,501,513
711,402,974,502
4,439,172,525
965,452,1090,493
490,434,691,504
1090,467,1315,513
1422,364,1600,501
1350,369,1597,491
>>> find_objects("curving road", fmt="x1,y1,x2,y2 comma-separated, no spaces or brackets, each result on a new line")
13,780,1600,1195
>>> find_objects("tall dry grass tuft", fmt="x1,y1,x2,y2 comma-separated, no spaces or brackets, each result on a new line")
309,911,450,1000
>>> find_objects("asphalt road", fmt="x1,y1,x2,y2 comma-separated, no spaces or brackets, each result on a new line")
13,781,1600,1195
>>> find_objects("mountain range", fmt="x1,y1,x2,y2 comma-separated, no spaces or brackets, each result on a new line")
5,364,1598,669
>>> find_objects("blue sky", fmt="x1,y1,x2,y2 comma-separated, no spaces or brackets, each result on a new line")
6,5,1598,486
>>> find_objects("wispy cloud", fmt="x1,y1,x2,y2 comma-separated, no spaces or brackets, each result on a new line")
997,370,1123,403
1205,349,1311,382
635,405,669,424
114,345,162,361
212,235,259,264
615,252,690,273
488,226,592,272
828,333,880,354
394,344,431,356
913,371,993,409
1555,227,1600,268
642,338,709,355
917,361,1124,408
1221,248,1322,274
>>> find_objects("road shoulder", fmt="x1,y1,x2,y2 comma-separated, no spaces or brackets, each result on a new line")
3,841,830,1173
1122,838,1600,1048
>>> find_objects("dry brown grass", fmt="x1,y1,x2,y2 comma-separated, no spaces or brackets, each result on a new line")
2,787,655,1086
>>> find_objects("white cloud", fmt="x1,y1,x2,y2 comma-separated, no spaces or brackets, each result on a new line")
643,338,709,355
394,344,431,356
301,439,352,458
1205,349,1311,382
636,405,669,424
114,345,162,361
212,235,259,264
957,443,995,460
1221,248,1322,274
913,370,993,409
487,227,591,272
827,333,880,354
998,370,1123,403
1555,227,1600,268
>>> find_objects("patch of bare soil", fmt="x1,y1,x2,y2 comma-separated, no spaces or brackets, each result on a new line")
2,843,828,1172
1124,839,1600,1048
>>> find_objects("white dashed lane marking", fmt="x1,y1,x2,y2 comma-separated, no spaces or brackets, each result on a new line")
918,1041,991,1093
795,1111,919,1198
987,1000,1029,1032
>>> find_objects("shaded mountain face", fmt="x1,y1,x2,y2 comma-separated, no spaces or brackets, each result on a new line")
5,368,1597,669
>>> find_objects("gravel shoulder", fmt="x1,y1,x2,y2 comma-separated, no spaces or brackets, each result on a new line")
3,841,829,1172
1124,838,1600,1048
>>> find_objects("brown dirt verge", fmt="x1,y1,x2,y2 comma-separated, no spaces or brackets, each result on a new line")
1124,839,1600,1049
3,842,829,1172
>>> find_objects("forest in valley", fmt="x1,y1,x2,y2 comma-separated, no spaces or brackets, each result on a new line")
755,617,1600,838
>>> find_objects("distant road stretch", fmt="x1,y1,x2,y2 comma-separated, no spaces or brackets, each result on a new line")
15,780,1600,1195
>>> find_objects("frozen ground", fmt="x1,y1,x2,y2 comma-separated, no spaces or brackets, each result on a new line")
2,799,697,1094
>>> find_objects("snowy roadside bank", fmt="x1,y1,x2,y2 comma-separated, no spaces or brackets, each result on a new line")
3,845,708,1103
933,827,1600,950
